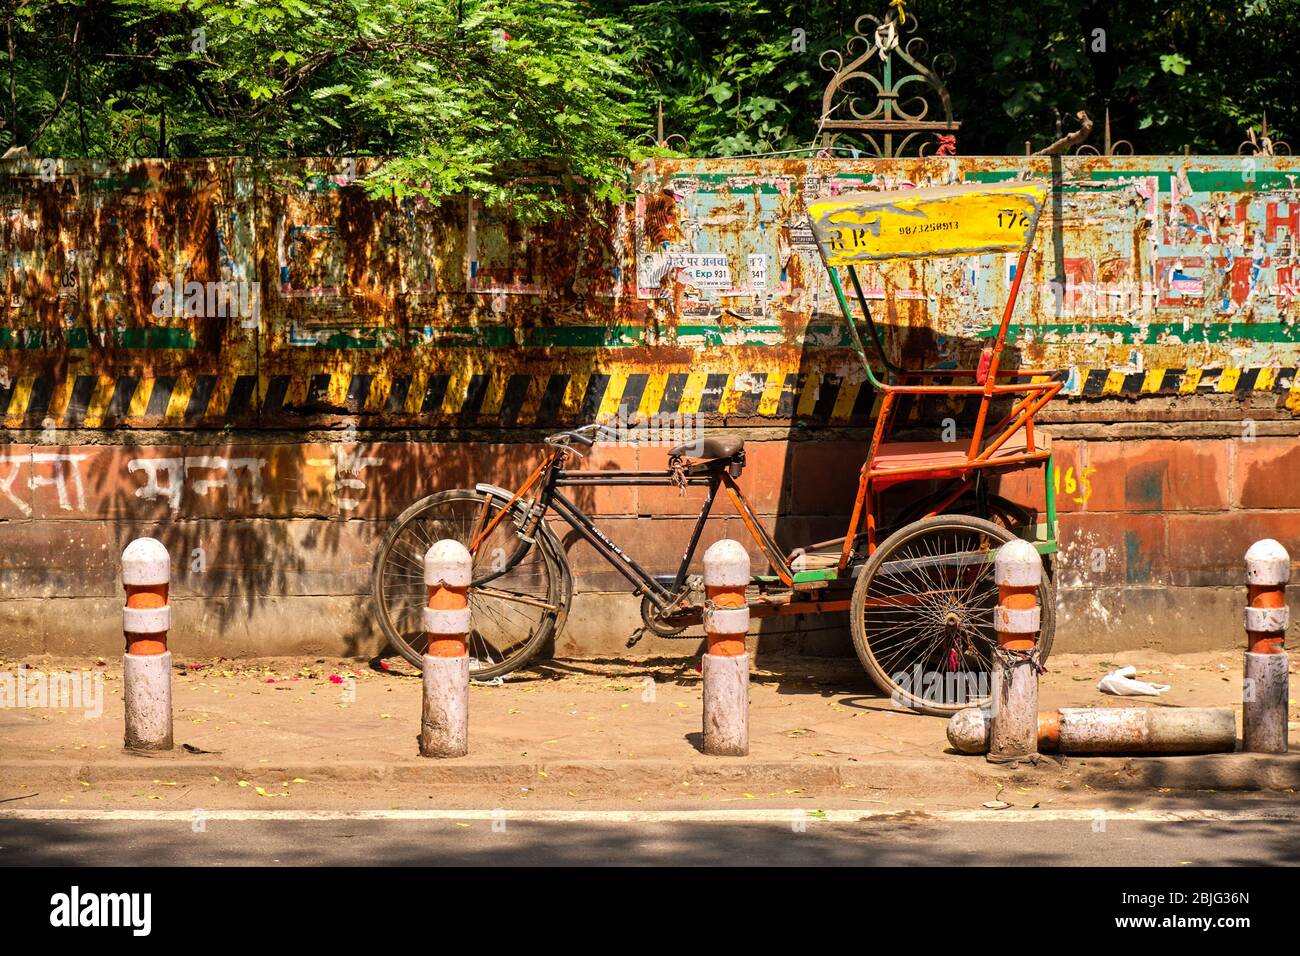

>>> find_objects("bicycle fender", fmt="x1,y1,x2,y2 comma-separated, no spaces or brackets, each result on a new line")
473,482,517,502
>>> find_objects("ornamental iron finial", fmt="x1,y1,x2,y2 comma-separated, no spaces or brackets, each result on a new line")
816,8,958,157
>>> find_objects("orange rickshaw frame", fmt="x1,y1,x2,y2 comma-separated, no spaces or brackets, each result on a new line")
821,185,1063,569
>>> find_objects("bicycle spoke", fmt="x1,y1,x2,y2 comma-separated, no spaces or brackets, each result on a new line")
861,521,1021,711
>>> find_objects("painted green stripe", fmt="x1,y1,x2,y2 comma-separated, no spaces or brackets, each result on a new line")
21,317,1300,351
967,167,1296,193
0,327,196,349
301,318,1300,351
988,321,1300,345
318,325,649,349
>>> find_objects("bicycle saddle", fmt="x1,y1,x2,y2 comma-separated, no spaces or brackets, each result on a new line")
668,435,744,461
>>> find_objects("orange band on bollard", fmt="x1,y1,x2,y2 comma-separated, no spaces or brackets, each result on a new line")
1247,583,1286,654
997,584,1037,652
702,539,750,658
1244,539,1289,654
1037,710,1062,752
125,584,169,655
427,583,469,657
705,584,747,656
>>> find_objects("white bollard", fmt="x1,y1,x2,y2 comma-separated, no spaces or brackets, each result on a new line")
1243,539,1290,754
121,537,173,752
420,540,472,758
947,706,1237,755
987,539,1042,765
701,539,750,757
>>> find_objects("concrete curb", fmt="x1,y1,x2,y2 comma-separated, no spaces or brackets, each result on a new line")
3,752,1297,795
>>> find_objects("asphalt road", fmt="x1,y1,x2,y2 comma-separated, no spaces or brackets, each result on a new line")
2,809,1298,866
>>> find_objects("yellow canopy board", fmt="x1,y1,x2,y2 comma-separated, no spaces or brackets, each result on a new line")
807,182,1047,266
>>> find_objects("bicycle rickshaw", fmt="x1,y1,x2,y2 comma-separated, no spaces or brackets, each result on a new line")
373,180,1063,715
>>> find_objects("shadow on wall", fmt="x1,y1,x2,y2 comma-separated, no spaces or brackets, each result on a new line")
0,433,583,658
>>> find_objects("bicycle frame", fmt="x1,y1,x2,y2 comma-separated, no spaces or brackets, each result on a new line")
465,448,795,616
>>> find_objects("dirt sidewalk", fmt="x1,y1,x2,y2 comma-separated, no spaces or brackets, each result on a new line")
2,650,1297,812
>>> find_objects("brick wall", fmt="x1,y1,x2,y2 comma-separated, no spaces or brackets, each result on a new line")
4,155,1299,660
1,426,1290,660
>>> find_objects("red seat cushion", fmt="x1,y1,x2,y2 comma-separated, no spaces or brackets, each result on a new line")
872,430,1049,473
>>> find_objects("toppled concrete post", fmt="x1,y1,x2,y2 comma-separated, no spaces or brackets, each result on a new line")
701,539,750,756
420,540,472,758
987,540,1042,765
1243,539,1290,754
948,706,1237,755
122,537,173,753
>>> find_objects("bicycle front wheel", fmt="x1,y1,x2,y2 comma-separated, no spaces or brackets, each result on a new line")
373,489,570,678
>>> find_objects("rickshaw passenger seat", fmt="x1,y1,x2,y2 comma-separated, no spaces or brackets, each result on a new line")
668,435,744,461
873,430,1050,472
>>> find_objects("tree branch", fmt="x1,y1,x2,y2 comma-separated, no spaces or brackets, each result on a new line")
22,16,83,148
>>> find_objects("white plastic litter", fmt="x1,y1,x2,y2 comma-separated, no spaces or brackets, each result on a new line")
1097,665,1170,697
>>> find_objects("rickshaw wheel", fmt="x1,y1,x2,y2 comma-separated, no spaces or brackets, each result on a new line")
850,514,1055,717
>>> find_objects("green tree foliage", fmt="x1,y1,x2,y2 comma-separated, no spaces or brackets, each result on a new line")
4,0,1298,215
601,0,1299,156
5,0,654,217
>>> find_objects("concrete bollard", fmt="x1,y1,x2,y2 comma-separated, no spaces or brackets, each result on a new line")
701,539,750,756
948,706,1237,755
987,539,1042,765
420,540,472,758
121,537,173,752
1243,539,1290,754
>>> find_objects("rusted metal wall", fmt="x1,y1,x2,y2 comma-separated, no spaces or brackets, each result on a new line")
3,154,1300,432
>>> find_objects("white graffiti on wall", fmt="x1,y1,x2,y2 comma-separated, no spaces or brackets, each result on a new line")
0,449,382,516
128,456,266,513
0,453,89,516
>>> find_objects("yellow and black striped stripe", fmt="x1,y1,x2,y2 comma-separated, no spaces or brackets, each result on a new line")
1074,366,1298,403
2,365,1298,429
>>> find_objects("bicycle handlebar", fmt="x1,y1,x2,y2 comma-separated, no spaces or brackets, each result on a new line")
543,423,619,459
544,423,624,450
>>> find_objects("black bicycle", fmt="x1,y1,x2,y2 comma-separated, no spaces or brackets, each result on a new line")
371,423,782,677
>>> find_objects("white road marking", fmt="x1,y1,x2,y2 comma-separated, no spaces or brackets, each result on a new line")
2,807,1299,824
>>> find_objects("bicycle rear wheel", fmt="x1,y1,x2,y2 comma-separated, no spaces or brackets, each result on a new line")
373,489,570,678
